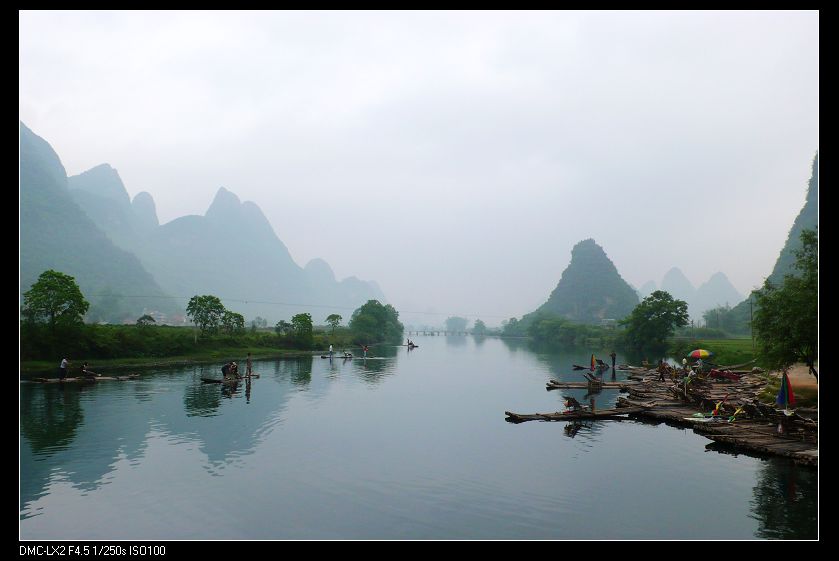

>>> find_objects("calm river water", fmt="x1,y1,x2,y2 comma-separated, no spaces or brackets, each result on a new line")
20,336,817,539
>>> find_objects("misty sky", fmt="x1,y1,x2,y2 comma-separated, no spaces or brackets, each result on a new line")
20,11,819,324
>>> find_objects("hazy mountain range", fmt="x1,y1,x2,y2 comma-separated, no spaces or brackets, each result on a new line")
21,123,385,323
637,268,743,321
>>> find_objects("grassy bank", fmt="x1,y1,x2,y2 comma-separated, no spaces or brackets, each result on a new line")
20,347,322,377
20,324,363,377
669,337,761,368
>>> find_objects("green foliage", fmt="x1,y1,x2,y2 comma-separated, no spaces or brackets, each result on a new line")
251,316,268,330
325,314,342,334
712,299,753,335
621,290,689,351
291,313,314,348
674,326,729,340
527,313,619,348
136,314,156,327
349,300,404,345
702,305,740,334
753,229,818,377
186,295,226,335
221,310,245,334
502,317,522,336
22,270,90,332
472,319,487,336
275,320,291,336
21,323,291,362
445,316,468,332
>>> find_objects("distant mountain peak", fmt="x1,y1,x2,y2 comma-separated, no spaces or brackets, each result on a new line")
661,267,695,302
533,238,639,324
305,258,337,283
132,191,159,229
68,164,130,206
638,280,657,298
695,271,743,314
205,186,242,221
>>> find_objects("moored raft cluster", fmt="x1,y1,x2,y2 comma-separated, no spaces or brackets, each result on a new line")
506,365,817,466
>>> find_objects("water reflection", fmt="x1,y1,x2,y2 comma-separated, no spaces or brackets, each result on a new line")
288,356,313,387
445,335,467,347
20,384,84,454
20,358,318,516
564,421,591,438
20,339,817,539
751,460,818,539
184,380,222,417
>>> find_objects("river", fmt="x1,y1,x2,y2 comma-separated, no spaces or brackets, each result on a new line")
20,335,817,539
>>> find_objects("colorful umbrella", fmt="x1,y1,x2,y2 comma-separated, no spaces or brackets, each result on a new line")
776,370,796,409
590,354,596,372
688,349,713,359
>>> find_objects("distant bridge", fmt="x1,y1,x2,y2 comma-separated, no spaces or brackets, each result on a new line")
406,330,469,336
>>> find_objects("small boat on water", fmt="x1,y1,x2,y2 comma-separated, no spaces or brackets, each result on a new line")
201,374,259,384
29,373,141,384
572,364,609,371
201,377,238,384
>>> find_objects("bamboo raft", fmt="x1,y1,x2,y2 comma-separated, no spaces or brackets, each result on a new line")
545,378,636,391
509,367,817,466
26,374,141,384
614,369,817,466
201,373,260,384
505,406,648,423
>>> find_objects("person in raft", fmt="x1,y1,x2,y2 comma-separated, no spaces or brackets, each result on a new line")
58,357,70,380
246,352,253,376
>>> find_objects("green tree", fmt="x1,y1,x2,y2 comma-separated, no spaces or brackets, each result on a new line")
753,229,818,378
275,320,291,336
221,310,245,334
291,313,314,347
325,313,343,335
136,314,156,327
621,290,689,350
445,316,468,333
472,319,487,336
22,269,90,332
186,295,226,335
349,300,404,345
251,316,268,330
502,317,521,336
703,305,732,331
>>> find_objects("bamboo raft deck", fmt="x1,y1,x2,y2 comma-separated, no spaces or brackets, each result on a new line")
545,378,636,391
25,374,141,384
505,406,647,423
509,367,817,466
615,369,817,466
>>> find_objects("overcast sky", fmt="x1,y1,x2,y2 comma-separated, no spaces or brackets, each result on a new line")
20,11,818,324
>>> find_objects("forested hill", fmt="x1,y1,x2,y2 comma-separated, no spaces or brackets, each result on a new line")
20,122,175,322
532,238,639,325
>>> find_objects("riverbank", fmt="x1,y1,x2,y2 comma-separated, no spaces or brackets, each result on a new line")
20,348,320,378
